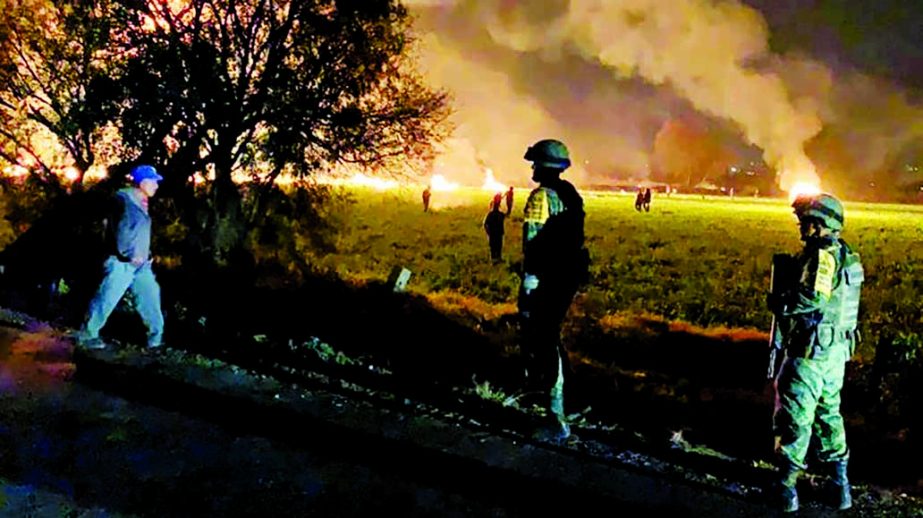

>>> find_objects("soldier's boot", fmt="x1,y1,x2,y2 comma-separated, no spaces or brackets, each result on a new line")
779,465,800,513
832,461,852,510
532,377,570,443
549,386,570,439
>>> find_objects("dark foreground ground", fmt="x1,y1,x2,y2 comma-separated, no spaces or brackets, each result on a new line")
1,309,922,517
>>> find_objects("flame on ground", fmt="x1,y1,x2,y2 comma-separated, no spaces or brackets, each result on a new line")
430,174,459,192
482,168,506,192
787,181,821,203
320,173,398,190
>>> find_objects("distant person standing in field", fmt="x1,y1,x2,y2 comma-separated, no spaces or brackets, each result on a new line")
483,200,506,263
76,165,166,350
634,189,644,212
491,191,502,212
505,186,514,215
767,193,862,513
422,186,431,212
642,188,652,212
518,138,589,443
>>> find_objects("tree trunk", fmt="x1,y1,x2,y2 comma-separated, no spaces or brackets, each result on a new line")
205,162,246,268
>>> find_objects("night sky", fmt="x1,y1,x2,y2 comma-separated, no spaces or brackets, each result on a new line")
746,0,923,91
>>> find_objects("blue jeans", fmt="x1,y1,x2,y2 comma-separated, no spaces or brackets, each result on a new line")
81,256,164,346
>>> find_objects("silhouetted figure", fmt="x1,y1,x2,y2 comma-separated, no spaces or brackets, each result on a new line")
505,186,515,215
422,187,432,212
642,188,652,212
483,202,506,263
491,191,502,212
634,189,644,212
519,138,589,444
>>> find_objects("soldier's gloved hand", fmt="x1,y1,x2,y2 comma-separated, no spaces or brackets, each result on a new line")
522,274,539,295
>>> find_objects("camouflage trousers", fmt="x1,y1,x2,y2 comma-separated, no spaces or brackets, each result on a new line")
773,338,850,469
519,282,577,423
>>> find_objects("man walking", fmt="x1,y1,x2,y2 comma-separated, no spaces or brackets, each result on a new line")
769,193,862,513
76,165,165,350
518,138,589,443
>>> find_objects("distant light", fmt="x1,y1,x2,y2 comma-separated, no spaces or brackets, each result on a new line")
788,181,821,202
344,173,397,191
430,174,459,192
481,168,506,192
63,167,79,182
3,165,28,177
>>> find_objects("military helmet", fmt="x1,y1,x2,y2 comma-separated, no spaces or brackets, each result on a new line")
792,192,844,231
524,139,571,170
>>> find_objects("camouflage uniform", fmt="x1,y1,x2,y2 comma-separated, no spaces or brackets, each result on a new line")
771,193,862,512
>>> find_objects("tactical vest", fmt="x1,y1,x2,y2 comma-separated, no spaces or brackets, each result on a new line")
821,241,863,336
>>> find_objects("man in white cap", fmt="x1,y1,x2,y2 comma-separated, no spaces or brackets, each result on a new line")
76,164,165,349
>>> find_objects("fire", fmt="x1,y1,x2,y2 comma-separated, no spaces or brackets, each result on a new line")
62,167,80,182
430,174,459,192
788,181,821,203
481,168,506,192
332,173,398,190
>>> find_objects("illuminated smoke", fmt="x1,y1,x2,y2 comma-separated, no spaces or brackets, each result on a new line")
407,0,923,195
473,0,822,190
414,32,579,187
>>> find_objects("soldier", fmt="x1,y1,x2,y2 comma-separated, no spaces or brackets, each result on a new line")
518,138,589,443
768,193,863,513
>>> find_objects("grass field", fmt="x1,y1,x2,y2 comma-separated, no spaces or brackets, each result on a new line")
313,186,923,363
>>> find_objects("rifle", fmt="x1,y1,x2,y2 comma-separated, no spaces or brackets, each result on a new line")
767,253,795,380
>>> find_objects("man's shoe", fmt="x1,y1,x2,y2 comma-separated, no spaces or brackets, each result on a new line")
77,336,107,350
831,460,852,510
532,421,571,444
833,482,852,510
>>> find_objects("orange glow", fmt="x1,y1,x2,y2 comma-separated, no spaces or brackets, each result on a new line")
481,168,506,192
788,181,821,202
317,173,398,190
430,174,459,192
3,165,28,178
62,167,79,182
84,165,110,182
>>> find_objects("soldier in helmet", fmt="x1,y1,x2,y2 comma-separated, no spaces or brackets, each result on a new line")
518,138,590,443
768,192,863,513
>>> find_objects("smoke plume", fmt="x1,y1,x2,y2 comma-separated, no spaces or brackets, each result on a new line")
406,0,923,195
